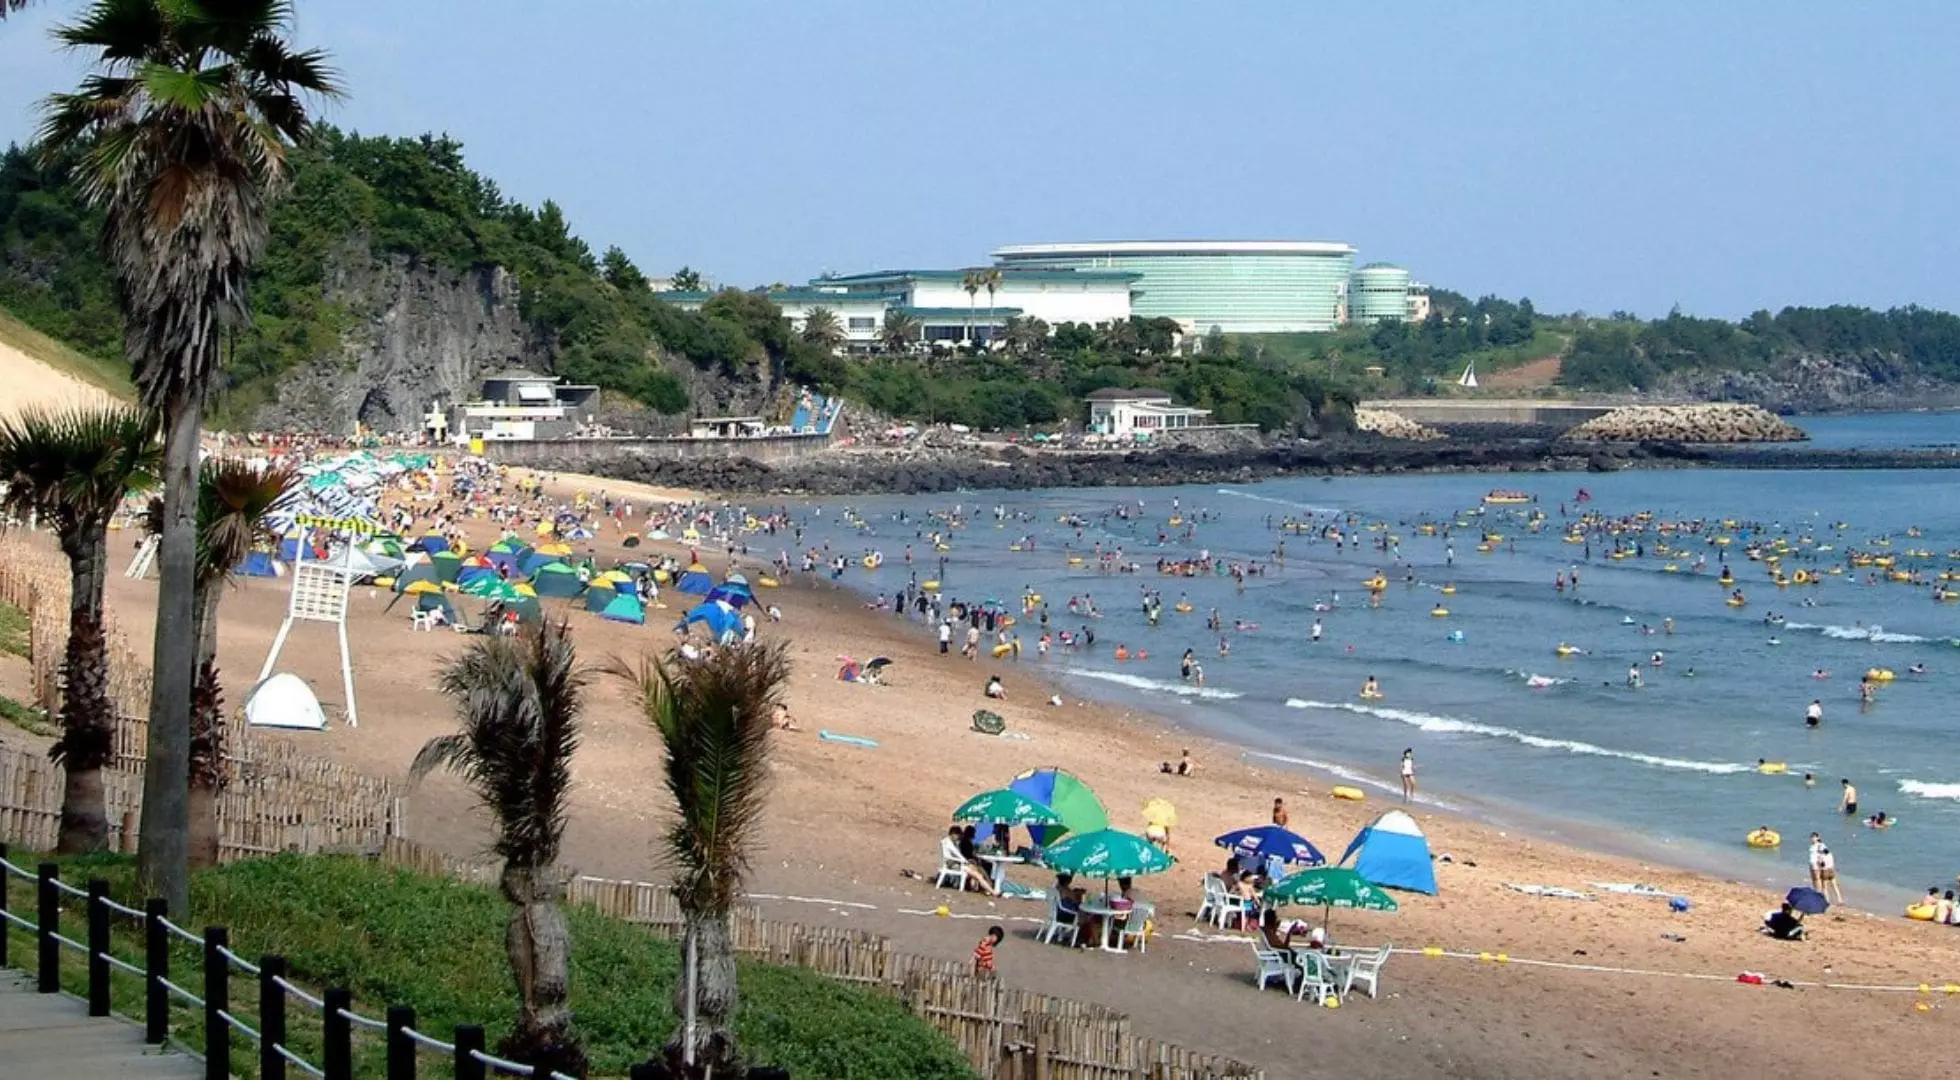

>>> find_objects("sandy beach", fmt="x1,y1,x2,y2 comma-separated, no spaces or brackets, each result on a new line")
5,462,1949,1079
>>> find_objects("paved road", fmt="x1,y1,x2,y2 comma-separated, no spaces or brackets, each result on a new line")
0,970,201,1079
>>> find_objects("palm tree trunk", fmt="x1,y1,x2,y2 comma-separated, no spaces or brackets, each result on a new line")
139,388,200,913
500,866,586,1076
187,585,225,869
670,910,740,1073
55,532,113,853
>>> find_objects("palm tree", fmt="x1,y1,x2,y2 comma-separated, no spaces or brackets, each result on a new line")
880,309,920,354
0,405,160,852
182,459,294,867
799,307,844,351
982,268,1003,347
413,621,589,1078
960,270,982,346
39,0,340,912
1004,315,1050,358
610,642,792,1077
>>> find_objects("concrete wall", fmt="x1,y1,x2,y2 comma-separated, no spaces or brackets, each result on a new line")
480,431,834,468
1362,399,1615,426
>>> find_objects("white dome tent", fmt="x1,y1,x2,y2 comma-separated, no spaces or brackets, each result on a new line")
244,673,329,732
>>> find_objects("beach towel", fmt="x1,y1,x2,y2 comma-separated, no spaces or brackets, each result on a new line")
1590,882,1672,897
1506,883,1596,902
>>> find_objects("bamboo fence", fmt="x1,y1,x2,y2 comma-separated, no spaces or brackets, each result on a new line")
380,838,1264,1080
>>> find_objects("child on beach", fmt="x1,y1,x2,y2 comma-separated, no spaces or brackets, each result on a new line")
973,926,1004,976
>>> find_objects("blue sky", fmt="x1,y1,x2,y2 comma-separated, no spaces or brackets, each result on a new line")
2,1,1953,318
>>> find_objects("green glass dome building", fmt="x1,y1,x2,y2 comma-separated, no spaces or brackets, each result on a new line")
1349,262,1414,325
991,241,1357,333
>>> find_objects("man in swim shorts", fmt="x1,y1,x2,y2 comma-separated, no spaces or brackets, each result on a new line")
1840,778,1858,816
1806,700,1823,728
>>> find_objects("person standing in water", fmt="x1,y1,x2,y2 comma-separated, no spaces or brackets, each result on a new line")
1806,699,1823,728
1310,618,1324,644
1840,779,1858,817
1400,749,1417,802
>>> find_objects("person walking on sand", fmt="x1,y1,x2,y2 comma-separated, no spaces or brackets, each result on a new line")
1272,797,1290,828
973,925,1004,977
1816,844,1844,905
1400,749,1417,801
1807,833,1826,891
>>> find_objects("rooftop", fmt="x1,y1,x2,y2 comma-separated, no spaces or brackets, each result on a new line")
1084,386,1175,402
995,240,1356,259
818,267,1141,286
482,368,555,382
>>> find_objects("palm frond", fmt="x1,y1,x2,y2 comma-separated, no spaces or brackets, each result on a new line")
608,642,791,915
194,457,294,585
0,404,160,537
416,622,586,870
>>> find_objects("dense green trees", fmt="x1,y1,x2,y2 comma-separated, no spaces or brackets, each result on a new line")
1558,306,1960,390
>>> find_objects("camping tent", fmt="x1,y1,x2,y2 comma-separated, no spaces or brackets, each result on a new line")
530,564,585,598
1338,809,1438,894
244,673,328,731
237,551,282,578
414,593,458,625
675,564,716,595
679,599,739,641
598,591,645,625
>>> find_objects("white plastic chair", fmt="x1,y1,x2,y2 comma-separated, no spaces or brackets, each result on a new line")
1195,874,1225,926
1293,950,1339,1005
1199,874,1254,929
1252,942,1298,994
1040,893,1081,947
934,843,968,890
410,609,435,632
1343,944,1391,999
1116,901,1154,953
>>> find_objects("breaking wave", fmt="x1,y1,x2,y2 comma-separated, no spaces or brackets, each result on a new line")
1068,669,1244,700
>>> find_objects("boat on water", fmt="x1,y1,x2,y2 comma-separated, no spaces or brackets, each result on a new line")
1484,490,1533,505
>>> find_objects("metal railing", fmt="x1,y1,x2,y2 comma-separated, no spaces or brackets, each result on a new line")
0,843,587,1080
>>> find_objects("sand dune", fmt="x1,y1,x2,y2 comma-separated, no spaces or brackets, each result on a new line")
0,336,123,423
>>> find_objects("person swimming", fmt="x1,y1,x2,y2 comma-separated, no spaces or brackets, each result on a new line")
1812,668,1830,680
1864,811,1895,829
1360,675,1382,699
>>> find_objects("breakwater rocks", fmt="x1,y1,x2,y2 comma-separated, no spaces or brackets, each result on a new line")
1564,404,1807,443
1352,408,1446,441
538,437,1691,496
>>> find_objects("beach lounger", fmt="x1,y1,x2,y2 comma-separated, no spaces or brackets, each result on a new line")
1252,943,1298,995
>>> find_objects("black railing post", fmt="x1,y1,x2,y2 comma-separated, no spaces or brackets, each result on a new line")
86,878,111,1016
0,842,10,967
144,897,169,1044
204,926,231,1080
323,987,353,1080
260,954,289,1080
453,1024,485,1080
36,862,58,993
386,1004,418,1080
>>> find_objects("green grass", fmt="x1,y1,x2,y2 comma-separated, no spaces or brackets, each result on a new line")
0,599,28,659
1,853,975,1079
0,694,56,737
0,306,136,399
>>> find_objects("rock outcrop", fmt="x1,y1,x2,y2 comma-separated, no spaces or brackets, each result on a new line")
1563,404,1807,443
251,256,537,434
1353,409,1445,441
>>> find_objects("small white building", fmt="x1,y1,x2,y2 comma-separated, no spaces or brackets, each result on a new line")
455,369,601,441
1084,387,1213,437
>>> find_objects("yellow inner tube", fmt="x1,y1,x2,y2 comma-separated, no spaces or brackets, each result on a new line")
1757,762,1788,775
1359,690,1386,700
1431,608,1450,617
1363,577,1388,591
1866,668,1896,683
1906,904,1938,921
1173,603,1194,613
1331,786,1366,801
1440,585,1456,595
920,580,940,591
1746,829,1781,848
756,576,780,588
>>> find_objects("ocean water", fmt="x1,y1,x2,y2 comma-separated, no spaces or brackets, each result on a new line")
780,413,1960,897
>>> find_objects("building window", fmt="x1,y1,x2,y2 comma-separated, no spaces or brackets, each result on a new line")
847,317,875,330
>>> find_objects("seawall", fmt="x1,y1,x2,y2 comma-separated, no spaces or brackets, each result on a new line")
480,431,834,468
1362,399,1616,426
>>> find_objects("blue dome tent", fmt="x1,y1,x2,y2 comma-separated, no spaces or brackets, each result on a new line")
675,564,716,595
679,599,739,641
1338,809,1438,894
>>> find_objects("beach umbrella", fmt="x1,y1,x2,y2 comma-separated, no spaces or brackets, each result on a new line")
1141,797,1178,829
429,550,463,582
1264,868,1399,914
952,789,1065,828
463,577,524,601
1214,825,1326,867
400,579,443,596
1006,767,1109,847
1040,828,1176,879
1785,886,1829,915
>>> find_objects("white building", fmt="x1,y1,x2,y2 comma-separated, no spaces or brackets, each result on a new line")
1084,387,1213,437
658,266,1137,348
454,369,601,442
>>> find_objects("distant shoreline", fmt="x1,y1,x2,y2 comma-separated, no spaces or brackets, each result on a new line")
514,435,1960,498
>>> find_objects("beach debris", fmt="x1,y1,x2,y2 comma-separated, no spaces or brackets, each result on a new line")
817,730,879,748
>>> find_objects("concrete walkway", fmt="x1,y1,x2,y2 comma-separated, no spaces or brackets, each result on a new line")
0,970,201,1078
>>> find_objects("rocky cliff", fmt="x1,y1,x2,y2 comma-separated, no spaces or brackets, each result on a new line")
1652,353,1960,414
249,255,539,434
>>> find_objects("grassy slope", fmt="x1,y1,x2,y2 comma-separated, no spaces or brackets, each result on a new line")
0,306,135,399
0,853,975,1079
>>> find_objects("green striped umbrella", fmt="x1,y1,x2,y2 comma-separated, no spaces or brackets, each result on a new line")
951,789,1065,827
1039,829,1176,879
